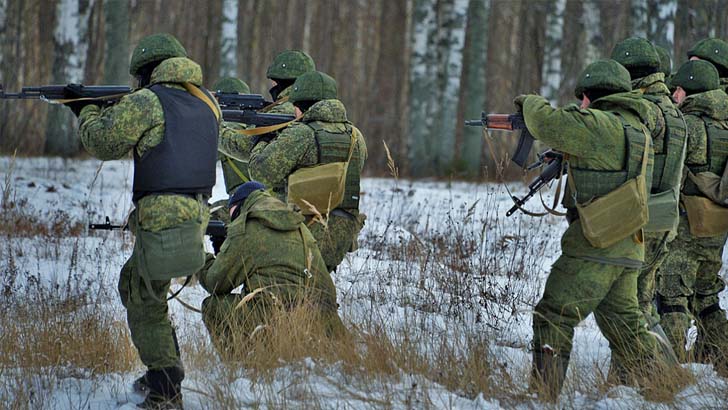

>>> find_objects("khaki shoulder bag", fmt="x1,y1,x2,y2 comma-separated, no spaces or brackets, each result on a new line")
568,128,650,249
681,169,728,237
287,131,357,215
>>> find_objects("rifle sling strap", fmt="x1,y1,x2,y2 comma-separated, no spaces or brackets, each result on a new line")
53,93,130,104
182,82,221,121
222,155,250,183
235,114,302,136
261,96,289,113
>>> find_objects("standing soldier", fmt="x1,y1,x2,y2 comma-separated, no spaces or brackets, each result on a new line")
197,182,344,360
688,38,728,93
249,71,367,272
514,60,663,400
658,60,728,374
655,44,675,93
611,38,688,332
66,33,221,409
265,50,316,115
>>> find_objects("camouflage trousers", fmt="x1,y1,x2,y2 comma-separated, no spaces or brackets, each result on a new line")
636,232,671,325
307,211,365,272
656,217,728,365
118,253,182,372
532,255,659,394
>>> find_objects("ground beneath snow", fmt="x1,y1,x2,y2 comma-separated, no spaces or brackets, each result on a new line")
1,156,728,409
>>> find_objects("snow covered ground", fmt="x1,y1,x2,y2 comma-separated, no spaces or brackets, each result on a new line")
1,156,728,409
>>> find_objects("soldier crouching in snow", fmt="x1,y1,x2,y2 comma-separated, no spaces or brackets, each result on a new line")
196,182,345,360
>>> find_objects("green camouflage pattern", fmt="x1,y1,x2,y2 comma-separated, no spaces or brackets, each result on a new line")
721,78,728,93
521,92,656,265
289,71,338,103
611,37,660,76
129,33,187,76
574,59,632,99
672,60,720,94
308,212,366,272
532,255,659,392
249,99,367,271
78,56,218,373
266,50,316,80
219,122,250,195
211,77,250,94
687,38,728,73
632,73,668,150
636,232,670,322
196,190,343,355
657,217,728,362
679,89,728,166
249,99,367,201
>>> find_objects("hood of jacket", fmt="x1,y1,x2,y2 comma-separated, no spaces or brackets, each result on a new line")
679,89,728,121
150,57,203,87
230,190,304,234
591,90,657,130
302,99,348,123
632,72,670,96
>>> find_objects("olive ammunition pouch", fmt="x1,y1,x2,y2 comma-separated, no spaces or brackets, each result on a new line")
642,95,688,233
567,118,651,249
133,198,207,282
287,122,360,215
681,194,728,237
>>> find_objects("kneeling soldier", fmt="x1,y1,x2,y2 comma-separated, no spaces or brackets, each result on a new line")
197,182,344,359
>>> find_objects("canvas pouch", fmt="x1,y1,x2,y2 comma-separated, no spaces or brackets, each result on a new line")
287,131,356,215
569,129,650,248
681,194,728,237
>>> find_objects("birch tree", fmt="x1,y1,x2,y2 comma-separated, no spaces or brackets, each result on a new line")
104,0,130,84
541,0,565,103
219,0,238,78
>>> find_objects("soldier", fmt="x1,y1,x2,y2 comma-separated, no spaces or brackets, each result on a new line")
514,60,663,400
655,44,675,93
248,71,367,272
687,38,728,93
265,50,316,115
216,50,317,200
197,181,344,359
658,60,728,374
66,33,223,409
611,38,688,332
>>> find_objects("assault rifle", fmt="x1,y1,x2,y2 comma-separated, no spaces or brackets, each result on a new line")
506,151,565,217
465,112,534,168
0,84,131,102
90,216,227,241
221,110,295,127
213,92,273,110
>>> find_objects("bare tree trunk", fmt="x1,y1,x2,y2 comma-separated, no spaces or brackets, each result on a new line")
104,0,129,84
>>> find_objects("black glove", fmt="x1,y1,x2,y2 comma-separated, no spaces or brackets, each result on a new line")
211,236,225,255
251,133,276,146
62,84,97,117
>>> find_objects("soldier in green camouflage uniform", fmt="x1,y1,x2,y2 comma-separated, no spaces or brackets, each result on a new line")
70,34,228,409
197,182,344,359
215,51,317,200
655,44,676,93
265,50,316,116
515,60,663,400
248,71,367,272
688,38,728,93
658,60,728,373
611,38,687,331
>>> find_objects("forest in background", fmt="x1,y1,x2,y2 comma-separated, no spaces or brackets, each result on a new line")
0,0,727,178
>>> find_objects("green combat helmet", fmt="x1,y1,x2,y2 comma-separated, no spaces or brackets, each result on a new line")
611,37,660,79
212,77,251,94
289,71,338,103
671,60,720,95
574,59,632,99
655,45,672,77
266,50,316,80
129,33,187,76
687,38,728,76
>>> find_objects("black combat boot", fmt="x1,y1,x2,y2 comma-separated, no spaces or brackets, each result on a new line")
529,347,567,402
138,367,184,410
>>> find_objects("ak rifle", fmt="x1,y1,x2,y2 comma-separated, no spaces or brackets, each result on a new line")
506,151,565,217
465,112,534,168
213,92,272,111
0,84,131,102
221,110,295,127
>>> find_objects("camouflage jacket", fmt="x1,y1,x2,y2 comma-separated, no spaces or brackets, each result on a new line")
521,92,656,265
678,89,728,168
249,99,368,202
197,190,338,310
78,57,222,231
721,77,728,94
219,121,250,195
